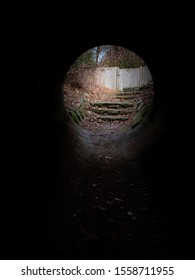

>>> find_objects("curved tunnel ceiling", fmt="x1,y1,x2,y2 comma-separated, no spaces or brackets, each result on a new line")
4,35,191,261
29,43,181,260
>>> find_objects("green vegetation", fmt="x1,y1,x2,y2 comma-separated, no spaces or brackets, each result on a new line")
70,110,80,124
69,96,86,124
131,105,149,128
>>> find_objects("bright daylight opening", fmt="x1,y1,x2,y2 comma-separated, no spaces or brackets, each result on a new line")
63,45,154,134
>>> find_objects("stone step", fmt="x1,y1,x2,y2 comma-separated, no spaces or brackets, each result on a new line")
116,95,136,100
96,115,129,121
123,87,141,91
91,108,131,115
131,105,148,128
120,91,142,95
117,91,135,95
90,101,133,108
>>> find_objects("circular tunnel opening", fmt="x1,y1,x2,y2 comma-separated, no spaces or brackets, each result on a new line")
63,45,154,135
4,24,190,262
14,40,187,262
45,45,180,260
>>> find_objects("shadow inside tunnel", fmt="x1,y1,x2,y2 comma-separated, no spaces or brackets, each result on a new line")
2,28,194,260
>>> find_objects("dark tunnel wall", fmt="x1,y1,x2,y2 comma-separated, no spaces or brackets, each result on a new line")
2,25,194,259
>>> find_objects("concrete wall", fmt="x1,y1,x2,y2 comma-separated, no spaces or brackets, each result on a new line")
95,66,152,90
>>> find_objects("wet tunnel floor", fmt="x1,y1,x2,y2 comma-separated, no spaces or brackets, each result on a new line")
37,129,183,260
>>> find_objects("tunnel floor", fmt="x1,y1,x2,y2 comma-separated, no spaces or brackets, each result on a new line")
36,122,184,260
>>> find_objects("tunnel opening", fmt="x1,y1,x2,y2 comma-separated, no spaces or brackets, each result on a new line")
7,36,190,261
38,45,185,261
1,13,193,264
63,45,154,136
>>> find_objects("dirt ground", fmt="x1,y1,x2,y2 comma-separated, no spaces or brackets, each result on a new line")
63,83,154,134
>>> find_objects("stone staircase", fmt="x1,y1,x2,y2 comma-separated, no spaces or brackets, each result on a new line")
90,101,133,121
88,88,140,123
67,84,153,130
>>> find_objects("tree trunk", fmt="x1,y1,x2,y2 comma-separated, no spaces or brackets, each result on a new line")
96,46,101,65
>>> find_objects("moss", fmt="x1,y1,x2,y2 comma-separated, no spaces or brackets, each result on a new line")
69,103,86,124
70,110,80,124
136,102,144,112
76,110,83,121
131,105,148,128
67,94,86,123
123,87,131,91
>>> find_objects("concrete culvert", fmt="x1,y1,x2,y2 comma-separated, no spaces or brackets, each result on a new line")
6,39,191,261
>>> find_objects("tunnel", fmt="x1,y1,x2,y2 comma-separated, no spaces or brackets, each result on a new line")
3,30,194,260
